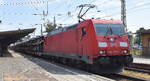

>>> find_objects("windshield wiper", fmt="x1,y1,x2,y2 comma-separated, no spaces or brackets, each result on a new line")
106,25,111,35
106,24,113,35
109,25,113,35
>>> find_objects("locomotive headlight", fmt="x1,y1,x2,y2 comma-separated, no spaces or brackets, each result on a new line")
99,51,103,54
110,38,115,42
98,42,107,47
99,50,106,54
122,50,128,54
120,42,128,47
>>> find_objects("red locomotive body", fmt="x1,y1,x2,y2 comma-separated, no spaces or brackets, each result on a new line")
13,19,133,74
44,19,132,65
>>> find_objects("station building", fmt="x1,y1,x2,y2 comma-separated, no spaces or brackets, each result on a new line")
141,29,150,56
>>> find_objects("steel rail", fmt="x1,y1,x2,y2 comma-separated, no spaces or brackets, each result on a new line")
125,67,150,74
101,73,149,81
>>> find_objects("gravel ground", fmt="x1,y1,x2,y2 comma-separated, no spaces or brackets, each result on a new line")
0,50,114,81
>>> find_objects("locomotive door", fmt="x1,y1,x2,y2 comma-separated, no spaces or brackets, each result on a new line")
78,27,87,55
148,38,150,54
148,38,150,48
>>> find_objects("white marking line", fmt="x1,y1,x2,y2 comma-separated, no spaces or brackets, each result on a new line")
1,72,4,81
43,61,97,81
42,70,60,81
28,79,32,81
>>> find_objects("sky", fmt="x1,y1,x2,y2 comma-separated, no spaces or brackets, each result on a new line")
0,0,150,35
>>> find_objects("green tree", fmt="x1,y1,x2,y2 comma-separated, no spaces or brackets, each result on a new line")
45,21,56,33
127,31,133,46
135,27,145,45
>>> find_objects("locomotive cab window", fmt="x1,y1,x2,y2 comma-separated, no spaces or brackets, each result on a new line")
82,27,86,36
94,24,125,35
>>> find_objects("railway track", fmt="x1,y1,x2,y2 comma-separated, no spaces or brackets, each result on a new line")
125,63,150,74
47,59,150,81
14,51,150,81
100,73,149,81
125,67,150,74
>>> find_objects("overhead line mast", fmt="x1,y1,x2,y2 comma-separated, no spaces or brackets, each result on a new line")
121,0,127,32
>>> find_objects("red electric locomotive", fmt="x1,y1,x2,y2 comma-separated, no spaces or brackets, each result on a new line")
43,19,133,73
13,19,133,74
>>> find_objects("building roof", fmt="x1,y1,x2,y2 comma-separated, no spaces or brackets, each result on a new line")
0,28,36,45
141,29,150,34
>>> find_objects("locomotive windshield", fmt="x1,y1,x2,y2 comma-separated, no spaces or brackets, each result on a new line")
94,24,125,35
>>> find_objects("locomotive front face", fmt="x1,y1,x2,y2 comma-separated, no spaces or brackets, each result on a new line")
94,23,130,56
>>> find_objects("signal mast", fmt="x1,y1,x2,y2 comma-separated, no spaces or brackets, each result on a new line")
121,0,127,32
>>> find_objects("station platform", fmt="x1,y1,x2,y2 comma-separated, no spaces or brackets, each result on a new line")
133,56,150,65
0,50,114,81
